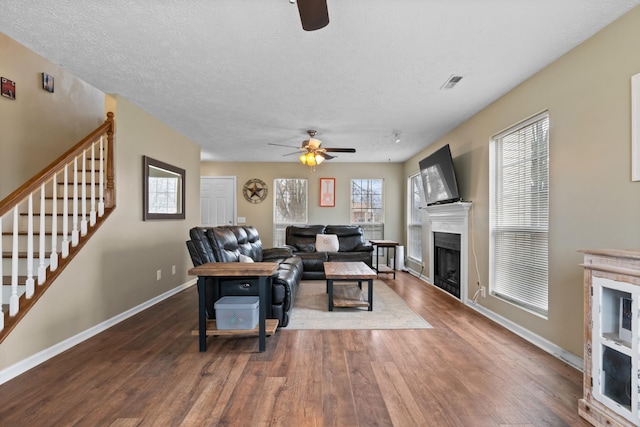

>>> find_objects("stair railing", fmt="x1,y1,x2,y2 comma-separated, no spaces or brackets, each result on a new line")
0,112,115,339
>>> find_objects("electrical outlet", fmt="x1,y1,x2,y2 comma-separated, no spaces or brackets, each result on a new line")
156,269,162,281
172,265,176,275
480,286,486,298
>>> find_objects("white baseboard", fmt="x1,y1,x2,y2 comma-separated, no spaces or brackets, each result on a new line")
465,301,583,371
404,268,583,371
0,279,197,385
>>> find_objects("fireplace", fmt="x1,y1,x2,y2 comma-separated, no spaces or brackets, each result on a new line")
423,202,471,302
433,232,461,298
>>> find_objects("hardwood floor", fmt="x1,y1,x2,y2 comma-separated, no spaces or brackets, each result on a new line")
0,272,589,427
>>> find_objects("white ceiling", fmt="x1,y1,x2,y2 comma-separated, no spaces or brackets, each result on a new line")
1,1,639,163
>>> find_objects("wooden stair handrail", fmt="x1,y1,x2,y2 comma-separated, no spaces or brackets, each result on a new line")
0,112,115,218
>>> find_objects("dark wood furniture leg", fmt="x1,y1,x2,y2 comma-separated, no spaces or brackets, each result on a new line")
328,278,334,311
258,275,267,351
198,276,207,351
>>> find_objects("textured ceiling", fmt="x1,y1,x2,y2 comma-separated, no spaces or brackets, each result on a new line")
1,1,639,163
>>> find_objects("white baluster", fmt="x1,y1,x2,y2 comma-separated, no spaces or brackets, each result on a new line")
25,194,35,298
38,184,46,284
90,142,96,226
62,164,70,258
10,207,19,316
80,149,87,236
98,136,105,217
50,173,59,271
0,216,4,331
72,157,79,247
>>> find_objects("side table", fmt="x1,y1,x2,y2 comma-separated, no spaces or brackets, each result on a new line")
369,240,399,279
188,262,279,352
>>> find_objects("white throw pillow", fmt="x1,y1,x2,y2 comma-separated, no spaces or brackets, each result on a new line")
238,254,254,263
315,234,339,252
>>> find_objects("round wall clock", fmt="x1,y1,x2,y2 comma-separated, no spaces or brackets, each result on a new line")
243,178,268,204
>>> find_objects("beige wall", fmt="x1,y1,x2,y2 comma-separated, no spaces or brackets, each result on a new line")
0,32,105,199
6,4,640,368
200,162,405,247
0,92,200,370
404,6,640,357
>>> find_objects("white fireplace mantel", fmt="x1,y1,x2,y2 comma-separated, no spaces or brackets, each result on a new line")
423,202,472,303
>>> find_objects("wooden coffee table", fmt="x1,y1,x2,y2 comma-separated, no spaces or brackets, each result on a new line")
324,262,377,311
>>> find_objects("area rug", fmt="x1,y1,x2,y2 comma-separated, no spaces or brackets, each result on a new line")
287,280,432,330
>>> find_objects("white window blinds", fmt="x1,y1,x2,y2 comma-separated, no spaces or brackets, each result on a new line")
490,112,549,315
408,173,423,262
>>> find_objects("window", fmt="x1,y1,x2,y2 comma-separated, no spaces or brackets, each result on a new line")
351,179,383,240
407,173,423,263
490,111,549,316
273,178,308,246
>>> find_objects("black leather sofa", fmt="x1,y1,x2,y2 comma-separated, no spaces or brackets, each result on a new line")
186,225,303,327
285,225,374,280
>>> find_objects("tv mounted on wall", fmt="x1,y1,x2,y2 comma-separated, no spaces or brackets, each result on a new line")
419,144,461,206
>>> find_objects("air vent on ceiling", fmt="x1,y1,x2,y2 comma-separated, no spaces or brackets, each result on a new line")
441,75,463,90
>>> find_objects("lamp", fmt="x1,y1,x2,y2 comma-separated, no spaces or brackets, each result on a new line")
299,152,324,166
299,150,324,171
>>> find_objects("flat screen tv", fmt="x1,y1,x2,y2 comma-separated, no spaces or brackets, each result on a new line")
418,144,461,206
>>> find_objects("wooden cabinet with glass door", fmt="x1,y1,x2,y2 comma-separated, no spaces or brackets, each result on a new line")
579,249,640,427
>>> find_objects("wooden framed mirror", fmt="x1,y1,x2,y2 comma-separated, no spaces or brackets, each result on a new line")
143,156,186,220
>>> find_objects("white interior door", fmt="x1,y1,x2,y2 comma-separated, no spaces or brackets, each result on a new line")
200,176,236,226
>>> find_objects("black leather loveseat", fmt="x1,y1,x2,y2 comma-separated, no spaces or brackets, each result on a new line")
186,225,303,327
285,225,374,280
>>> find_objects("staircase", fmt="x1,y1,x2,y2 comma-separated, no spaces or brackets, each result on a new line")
0,113,116,344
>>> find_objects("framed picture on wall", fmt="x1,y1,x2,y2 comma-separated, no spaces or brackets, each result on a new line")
320,178,335,207
1,77,16,100
42,73,54,93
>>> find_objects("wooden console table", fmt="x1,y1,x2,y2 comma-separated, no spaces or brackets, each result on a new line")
188,262,278,352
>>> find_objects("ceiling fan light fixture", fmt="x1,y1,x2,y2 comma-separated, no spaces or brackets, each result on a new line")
308,138,321,149
299,151,324,169
299,151,317,166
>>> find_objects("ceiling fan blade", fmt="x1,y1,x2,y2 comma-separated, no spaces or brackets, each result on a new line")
297,0,329,31
318,152,335,160
283,151,302,157
268,142,301,149
324,148,356,153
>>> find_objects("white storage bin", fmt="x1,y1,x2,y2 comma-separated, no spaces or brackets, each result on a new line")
214,296,259,330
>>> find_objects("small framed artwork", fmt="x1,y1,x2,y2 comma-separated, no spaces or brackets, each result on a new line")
320,178,335,207
42,73,54,93
1,77,16,100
